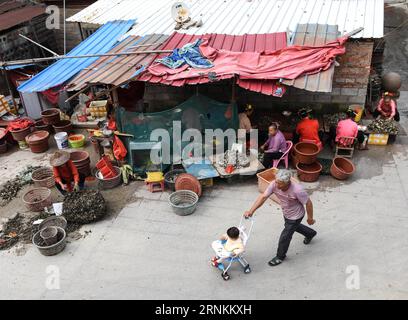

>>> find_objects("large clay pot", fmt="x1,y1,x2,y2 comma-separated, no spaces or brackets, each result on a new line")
382,72,402,92
294,142,320,165
10,125,32,141
53,120,73,134
330,157,355,180
25,130,50,153
34,120,53,134
41,108,60,125
296,162,322,182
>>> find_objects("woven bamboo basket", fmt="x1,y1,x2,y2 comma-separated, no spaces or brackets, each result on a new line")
22,187,52,212
31,167,55,188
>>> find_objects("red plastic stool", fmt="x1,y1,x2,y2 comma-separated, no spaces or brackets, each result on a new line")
146,180,165,193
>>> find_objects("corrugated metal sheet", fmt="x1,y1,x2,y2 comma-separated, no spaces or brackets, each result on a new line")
17,20,135,93
0,5,45,32
139,32,288,93
282,23,339,92
67,34,169,91
67,0,384,39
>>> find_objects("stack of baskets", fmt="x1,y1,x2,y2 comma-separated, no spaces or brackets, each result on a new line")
32,217,67,256
70,151,91,177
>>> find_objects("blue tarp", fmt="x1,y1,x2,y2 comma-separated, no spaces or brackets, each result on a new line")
18,20,135,93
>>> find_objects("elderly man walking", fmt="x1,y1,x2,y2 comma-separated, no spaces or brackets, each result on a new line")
245,169,317,266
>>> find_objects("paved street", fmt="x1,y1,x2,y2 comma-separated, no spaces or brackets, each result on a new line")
1,92,407,300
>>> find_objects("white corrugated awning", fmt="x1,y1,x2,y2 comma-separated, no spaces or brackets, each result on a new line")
68,0,384,39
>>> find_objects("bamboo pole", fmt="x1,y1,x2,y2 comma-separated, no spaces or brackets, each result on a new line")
19,34,60,57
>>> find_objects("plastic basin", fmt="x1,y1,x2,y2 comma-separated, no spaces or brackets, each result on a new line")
296,162,322,182
294,142,320,164
330,157,355,180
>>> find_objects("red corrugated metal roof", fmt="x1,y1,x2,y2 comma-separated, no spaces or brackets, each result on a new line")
139,32,288,95
0,5,46,32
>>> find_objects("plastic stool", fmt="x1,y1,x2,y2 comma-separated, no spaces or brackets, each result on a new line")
145,172,165,193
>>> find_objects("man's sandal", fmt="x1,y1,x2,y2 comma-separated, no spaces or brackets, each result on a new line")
268,257,283,266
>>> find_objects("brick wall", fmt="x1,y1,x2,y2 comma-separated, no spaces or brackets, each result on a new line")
144,40,374,115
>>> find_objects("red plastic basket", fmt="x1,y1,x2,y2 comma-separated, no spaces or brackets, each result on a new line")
96,156,113,170
96,156,115,178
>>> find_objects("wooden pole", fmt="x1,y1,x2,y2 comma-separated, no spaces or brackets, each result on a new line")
231,76,237,103
64,85,90,103
112,87,120,108
78,22,85,41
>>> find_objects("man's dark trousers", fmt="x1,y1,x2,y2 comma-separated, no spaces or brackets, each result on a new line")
277,216,316,260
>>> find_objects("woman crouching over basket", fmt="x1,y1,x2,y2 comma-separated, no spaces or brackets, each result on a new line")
50,151,85,195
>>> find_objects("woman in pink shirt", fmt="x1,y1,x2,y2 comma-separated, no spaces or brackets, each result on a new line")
373,93,400,121
329,109,367,149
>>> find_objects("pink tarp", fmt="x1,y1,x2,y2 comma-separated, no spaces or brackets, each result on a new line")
145,36,348,86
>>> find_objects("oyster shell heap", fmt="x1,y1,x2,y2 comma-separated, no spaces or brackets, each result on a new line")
63,190,107,224
218,150,250,169
367,119,399,135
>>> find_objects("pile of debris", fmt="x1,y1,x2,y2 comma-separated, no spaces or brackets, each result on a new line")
0,166,41,206
0,212,48,251
63,190,107,224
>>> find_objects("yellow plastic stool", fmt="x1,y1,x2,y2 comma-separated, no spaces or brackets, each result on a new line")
145,172,165,193
145,172,164,183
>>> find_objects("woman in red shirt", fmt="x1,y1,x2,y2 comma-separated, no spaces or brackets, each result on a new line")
295,108,322,150
50,151,85,194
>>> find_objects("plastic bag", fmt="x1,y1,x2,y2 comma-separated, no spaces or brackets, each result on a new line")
113,136,127,161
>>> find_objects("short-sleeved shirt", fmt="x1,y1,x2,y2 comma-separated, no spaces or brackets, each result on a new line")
296,118,321,144
336,118,358,146
377,98,397,118
264,130,287,153
263,181,309,220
